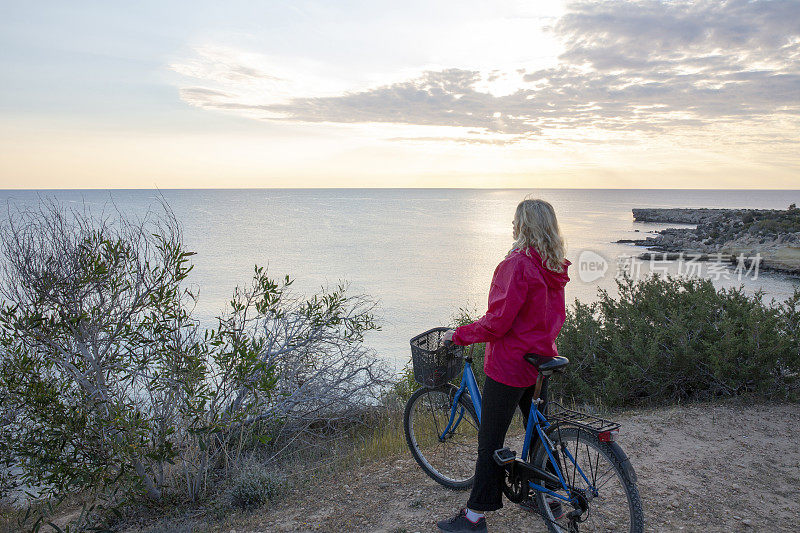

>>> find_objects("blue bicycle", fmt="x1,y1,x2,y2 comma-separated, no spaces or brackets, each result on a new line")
403,328,644,532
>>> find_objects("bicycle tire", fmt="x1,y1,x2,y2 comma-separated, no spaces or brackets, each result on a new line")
532,425,644,533
403,384,479,490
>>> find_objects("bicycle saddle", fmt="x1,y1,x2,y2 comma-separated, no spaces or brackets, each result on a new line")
524,354,569,375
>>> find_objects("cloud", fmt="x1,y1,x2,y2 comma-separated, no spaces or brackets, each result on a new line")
172,1,800,145
171,46,283,84
387,135,529,146
543,0,800,119
234,69,540,135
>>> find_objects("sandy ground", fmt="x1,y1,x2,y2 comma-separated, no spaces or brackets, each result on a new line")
231,401,800,533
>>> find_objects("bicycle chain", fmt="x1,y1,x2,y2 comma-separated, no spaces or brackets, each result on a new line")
522,492,587,533
522,493,571,530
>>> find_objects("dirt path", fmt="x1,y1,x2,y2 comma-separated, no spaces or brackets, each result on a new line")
230,402,800,532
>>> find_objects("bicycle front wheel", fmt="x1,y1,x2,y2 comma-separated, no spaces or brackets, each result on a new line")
532,426,644,533
403,384,479,490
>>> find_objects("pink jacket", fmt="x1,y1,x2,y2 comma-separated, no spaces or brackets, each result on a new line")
452,248,570,388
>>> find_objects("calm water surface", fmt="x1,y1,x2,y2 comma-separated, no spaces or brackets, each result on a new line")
2,189,799,370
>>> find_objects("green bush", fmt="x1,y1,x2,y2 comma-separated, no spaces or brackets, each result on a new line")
403,274,800,408
391,362,419,401
228,467,284,510
557,274,800,406
0,199,385,529
452,307,487,388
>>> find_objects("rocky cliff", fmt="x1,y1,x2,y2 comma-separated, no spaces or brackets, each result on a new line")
620,206,800,274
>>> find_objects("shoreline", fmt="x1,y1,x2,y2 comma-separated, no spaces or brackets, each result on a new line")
617,207,800,276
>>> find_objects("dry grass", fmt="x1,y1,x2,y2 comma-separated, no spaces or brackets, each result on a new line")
115,406,413,532
351,409,408,462
0,502,18,533
0,492,94,533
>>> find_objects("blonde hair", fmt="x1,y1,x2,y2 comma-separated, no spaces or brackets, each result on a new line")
510,198,567,272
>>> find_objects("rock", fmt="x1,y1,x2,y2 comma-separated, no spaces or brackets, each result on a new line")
632,208,729,224
625,207,800,275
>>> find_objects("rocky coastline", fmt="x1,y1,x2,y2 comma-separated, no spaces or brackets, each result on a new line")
618,206,800,275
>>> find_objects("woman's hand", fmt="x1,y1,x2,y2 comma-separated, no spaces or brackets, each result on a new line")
442,329,455,343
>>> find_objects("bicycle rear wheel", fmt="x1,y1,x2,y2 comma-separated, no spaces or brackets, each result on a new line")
403,384,479,490
532,426,644,533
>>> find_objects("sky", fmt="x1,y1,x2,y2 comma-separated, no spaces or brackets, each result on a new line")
0,0,798,189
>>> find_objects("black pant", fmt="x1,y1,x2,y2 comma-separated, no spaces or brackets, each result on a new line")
466,375,548,512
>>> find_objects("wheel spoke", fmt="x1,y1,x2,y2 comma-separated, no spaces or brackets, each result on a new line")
405,388,479,488
591,445,601,489
594,465,617,491
533,427,642,532
428,393,441,439
571,431,579,489
585,441,596,490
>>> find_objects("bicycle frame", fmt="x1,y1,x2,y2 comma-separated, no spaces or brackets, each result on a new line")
522,403,597,503
441,358,597,505
446,357,484,425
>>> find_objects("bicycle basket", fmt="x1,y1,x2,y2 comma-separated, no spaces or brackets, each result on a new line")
409,327,463,387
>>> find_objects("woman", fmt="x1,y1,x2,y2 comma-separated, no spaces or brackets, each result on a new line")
436,198,571,533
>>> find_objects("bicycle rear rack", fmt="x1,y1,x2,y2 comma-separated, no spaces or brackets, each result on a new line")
546,402,621,436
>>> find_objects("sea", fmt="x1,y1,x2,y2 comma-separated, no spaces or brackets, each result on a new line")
1,188,799,372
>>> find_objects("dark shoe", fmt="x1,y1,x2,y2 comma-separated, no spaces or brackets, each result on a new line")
436,508,488,532
519,495,565,520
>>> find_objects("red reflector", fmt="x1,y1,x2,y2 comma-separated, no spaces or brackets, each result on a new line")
598,430,618,442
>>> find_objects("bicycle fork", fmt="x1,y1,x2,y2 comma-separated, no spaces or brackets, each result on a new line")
438,359,482,440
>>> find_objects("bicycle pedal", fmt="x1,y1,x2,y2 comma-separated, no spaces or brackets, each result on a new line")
493,447,516,465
